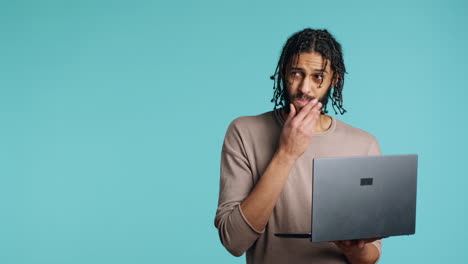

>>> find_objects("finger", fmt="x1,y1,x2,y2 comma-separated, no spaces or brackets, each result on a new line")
334,241,343,247
286,103,296,123
363,237,383,244
358,240,365,249
294,98,318,122
301,102,322,127
340,240,355,251
333,241,346,250
305,101,322,118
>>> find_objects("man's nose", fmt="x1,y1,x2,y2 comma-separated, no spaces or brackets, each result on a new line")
300,78,311,94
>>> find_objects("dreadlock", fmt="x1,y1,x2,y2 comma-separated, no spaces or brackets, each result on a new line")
270,28,347,115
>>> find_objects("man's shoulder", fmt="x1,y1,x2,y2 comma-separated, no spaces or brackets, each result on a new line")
222,111,280,153
333,118,378,142
229,110,278,131
223,110,280,144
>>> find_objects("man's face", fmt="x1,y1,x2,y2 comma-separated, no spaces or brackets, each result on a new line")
285,52,337,111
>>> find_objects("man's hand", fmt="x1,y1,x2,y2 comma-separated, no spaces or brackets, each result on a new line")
278,99,322,161
334,238,382,264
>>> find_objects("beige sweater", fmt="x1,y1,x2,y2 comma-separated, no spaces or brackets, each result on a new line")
215,110,382,264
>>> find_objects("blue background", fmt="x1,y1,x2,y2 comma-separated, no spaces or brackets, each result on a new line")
1,0,467,263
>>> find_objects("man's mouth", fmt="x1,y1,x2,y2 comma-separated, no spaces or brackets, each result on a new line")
294,95,315,107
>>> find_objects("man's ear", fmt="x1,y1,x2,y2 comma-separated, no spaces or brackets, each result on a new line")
331,73,340,87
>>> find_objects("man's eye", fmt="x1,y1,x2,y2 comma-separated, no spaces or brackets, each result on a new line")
291,72,302,78
314,74,323,80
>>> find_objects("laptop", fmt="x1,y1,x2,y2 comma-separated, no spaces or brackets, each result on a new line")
275,154,418,242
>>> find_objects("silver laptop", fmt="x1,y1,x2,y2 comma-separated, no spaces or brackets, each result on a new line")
275,154,418,242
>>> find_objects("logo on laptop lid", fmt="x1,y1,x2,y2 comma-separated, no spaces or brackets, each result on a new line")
360,178,373,186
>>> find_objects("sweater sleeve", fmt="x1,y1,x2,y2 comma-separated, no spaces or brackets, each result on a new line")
367,136,383,261
214,120,264,257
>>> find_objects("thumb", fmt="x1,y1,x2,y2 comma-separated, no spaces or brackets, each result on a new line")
358,240,365,249
286,104,296,122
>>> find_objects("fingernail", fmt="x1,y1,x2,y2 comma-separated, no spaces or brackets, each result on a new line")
312,98,318,103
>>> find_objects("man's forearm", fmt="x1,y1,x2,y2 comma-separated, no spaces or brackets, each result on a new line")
240,149,295,231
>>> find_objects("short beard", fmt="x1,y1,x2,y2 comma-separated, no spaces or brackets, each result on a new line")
283,86,332,113
293,93,315,102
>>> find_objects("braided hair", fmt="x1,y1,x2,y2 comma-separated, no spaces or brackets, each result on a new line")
270,28,347,115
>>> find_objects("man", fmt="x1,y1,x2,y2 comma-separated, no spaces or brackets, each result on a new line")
214,28,382,264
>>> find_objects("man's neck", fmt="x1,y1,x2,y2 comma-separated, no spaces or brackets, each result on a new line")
316,114,332,133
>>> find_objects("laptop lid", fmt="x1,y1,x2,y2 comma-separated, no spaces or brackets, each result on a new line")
310,154,418,242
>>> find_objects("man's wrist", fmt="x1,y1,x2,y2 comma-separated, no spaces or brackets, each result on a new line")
274,149,297,166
